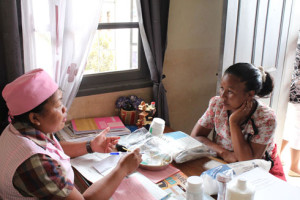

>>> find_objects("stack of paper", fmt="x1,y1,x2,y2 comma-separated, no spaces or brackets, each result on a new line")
71,116,128,134
70,153,169,200
232,167,300,200
55,122,131,142
55,124,91,142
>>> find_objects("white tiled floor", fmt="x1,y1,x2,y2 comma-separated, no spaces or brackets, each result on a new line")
280,147,300,188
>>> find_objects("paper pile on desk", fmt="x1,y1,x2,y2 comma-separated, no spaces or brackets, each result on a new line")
55,123,131,142
71,116,129,135
233,167,300,200
70,152,169,200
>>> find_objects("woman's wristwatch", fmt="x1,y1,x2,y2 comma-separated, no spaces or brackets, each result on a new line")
86,140,94,153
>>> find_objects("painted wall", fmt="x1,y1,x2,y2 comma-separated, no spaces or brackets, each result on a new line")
163,0,223,134
68,87,153,120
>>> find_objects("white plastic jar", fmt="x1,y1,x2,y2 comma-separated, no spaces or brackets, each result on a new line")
186,176,203,200
149,117,165,137
226,178,255,200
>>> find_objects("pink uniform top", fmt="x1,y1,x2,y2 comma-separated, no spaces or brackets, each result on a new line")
0,124,74,199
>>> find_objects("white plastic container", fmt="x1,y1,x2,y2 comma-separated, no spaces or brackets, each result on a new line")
186,176,203,200
149,118,165,137
226,178,255,200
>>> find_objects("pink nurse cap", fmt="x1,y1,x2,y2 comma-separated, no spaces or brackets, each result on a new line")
2,68,58,116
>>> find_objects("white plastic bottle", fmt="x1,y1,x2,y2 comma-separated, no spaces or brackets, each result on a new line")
149,117,165,137
226,178,255,200
186,176,203,200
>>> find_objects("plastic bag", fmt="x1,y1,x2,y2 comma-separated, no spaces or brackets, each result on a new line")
119,128,216,164
118,128,176,165
174,146,217,163
200,159,272,195
118,127,151,147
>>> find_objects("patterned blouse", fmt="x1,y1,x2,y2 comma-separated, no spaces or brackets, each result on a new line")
12,122,73,199
198,96,276,156
289,31,300,103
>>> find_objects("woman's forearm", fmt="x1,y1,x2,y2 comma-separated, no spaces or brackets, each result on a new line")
193,136,229,158
60,141,88,158
229,122,254,161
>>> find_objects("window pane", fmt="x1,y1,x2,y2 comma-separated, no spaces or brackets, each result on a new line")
85,28,139,74
100,0,138,23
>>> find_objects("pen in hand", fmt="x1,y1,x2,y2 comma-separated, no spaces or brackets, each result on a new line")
121,146,131,152
110,152,123,155
115,143,130,152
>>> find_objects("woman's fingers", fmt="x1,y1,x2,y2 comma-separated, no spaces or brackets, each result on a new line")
98,127,110,136
132,148,142,162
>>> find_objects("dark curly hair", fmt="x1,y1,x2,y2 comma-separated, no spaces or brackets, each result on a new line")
224,63,274,98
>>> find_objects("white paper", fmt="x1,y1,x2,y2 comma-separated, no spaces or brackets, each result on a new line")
130,172,169,200
71,152,175,200
70,153,110,183
93,154,122,175
231,167,300,200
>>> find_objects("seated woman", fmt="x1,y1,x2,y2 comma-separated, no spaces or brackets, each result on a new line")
191,63,286,181
0,69,142,199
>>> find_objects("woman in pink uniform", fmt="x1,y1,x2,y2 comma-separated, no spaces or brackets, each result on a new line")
191,63,286,181
0,69,142,199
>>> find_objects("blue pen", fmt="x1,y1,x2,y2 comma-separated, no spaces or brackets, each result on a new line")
110,152,121,155
110,151,144,155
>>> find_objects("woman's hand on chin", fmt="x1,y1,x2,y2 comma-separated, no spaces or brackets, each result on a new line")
229,99,253,126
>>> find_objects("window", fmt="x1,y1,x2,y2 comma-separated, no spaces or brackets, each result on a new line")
77,0,151,96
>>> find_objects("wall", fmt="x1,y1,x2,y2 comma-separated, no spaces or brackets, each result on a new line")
68,87,153,120
68,0,224,135
163,0,223,133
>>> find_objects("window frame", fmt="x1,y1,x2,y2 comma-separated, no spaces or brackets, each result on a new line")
77,21,152,97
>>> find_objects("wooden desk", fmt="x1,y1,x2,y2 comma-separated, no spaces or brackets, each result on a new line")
73,126,225,196
73,156,222,193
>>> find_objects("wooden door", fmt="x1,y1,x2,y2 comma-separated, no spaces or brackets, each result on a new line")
219,0,293,112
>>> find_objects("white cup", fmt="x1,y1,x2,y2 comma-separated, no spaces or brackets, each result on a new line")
149,118,165,137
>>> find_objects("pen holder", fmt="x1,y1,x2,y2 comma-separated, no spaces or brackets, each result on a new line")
120,108,137,125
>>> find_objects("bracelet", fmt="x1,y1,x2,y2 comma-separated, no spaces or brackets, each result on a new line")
86,140,94,153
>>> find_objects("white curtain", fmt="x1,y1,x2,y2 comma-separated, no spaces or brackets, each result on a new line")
21,0,102,108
